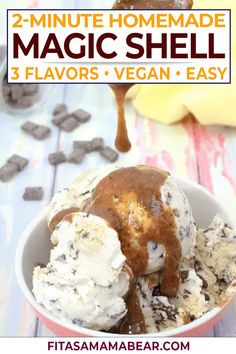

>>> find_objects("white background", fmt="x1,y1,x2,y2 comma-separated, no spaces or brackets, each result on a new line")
7,10,231,83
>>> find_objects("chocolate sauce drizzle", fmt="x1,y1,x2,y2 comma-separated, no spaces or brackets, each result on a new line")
84,166,182,334
111,0,193,153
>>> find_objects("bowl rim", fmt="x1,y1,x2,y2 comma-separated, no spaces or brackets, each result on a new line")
15,175,235,337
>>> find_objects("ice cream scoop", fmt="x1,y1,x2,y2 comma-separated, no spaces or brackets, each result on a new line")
48,166,119,234
32,166,236,334
136,273,188,333
33,212,130,331
48,166,196,277
196,216,236,284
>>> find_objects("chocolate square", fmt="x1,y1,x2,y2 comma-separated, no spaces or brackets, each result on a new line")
7,154,28,171
60,117,79,132
21,121,38,133
48,151,66,166
91,137,104,151
100,146,119,162
53,103,68,116
0,162,18,182
32,125,51,140
71,109,91,123
67,149,86,164
23,187,43,201
73,140,92,153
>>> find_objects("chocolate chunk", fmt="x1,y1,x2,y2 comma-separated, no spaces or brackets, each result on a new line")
3,84,11,96
152,285,161,297
50,299,58,304
48,151,66,166
194,260,203,272
202,292,210,301
71,108,91,123
10,85,24,101
52,111,70,127
72,319,83,326
180,270,189,282
73,140,92,153
22,84,38,95
3,81,38,109
21,120,38,133
67,149,86,164
7,154,28,171
173,208,180,217
91,137,104,151
32,125,51,140
21,96,37,108
53,103,68,116
23,187,43,201
56,254,66,262
165,191,172,206
18,95,37,108
100,146,119,162
0,162,18,182
60,117,79,132
198,274,208,289
203,228,214,234
150,241,158,251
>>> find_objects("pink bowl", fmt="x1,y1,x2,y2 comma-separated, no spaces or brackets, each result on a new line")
15,176,236,337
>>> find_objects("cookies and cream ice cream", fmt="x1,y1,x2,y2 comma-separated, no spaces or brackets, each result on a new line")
33,166,236,334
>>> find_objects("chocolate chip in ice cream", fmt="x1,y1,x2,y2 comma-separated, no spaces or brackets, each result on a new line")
194,260,203,272
56,254,66,262
152,285,161,297
202,292,210,301
180,270,189,282
197,274,208,289
173,208,180,217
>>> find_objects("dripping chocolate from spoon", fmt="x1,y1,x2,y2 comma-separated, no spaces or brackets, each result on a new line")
110,84,134,153
110,0,193,153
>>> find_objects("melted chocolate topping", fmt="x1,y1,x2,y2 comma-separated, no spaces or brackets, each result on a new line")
110,84,133,153
84,166,182,333
113,0,193,10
